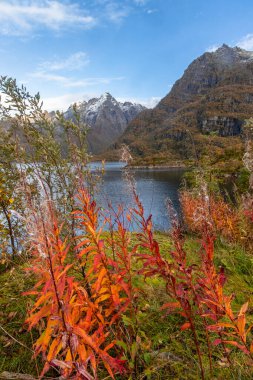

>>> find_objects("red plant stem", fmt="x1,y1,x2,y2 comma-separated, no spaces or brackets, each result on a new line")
166,275,205,380
40,211,75,367
80,263,92,298
1,202,16,259
136,198,206,378
203,317,213,375
188,316,205,380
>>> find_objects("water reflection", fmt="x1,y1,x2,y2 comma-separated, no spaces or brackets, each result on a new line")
88,162,184,231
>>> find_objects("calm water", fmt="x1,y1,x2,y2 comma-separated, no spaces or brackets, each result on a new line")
88,162,185,231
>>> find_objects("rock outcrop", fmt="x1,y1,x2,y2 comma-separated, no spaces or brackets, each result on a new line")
199,116,243,136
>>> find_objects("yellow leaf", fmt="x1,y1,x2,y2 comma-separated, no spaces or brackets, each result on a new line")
97,293,111,303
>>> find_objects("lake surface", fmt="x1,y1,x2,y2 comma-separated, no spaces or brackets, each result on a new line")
88,162,185,231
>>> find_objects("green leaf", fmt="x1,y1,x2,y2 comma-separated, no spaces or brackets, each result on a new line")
116,340,128,353
122,314,134,327
143,352,151,365
131,341,138,361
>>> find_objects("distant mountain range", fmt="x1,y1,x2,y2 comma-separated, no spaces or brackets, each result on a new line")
105,44,253,169
64,93,146,154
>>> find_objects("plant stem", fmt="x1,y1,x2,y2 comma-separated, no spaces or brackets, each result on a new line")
1,202,16,259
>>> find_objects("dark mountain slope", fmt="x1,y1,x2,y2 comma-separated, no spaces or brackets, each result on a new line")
108,44,253,168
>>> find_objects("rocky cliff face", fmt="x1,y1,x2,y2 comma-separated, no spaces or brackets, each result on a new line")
199,116,243,136
65,93,145,154
108,45,253,167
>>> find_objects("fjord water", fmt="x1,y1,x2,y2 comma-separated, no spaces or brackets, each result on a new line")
89,162,184,231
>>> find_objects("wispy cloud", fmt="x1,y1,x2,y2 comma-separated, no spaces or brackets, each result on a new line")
147,9,158,14
0,0,154,36
42,93,92,112
30,70,125,88
118,96,160,108
29,50,125,92
0,0,96,36
104,2,130,23
206,44,221,52
138,96,161,108
206,34,253,53
93,0,150,23
38,52,90,72
236,34,253,50
133,0,149,5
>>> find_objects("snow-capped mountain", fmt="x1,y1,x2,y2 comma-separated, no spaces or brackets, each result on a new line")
64,92,146,154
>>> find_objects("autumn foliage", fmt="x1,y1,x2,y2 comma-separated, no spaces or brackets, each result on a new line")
135,190,253,379
23,189,139,379
22,183,253,379
180,188,240,240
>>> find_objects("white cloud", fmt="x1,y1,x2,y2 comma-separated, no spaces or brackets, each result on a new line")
133,0,148,5
30,70,125,88
0,0,153,36
147,9,158,14
142,96,161,108
206,44,221,52
65,77,125,88
30,71,67,83
118,96,160,108
42,93,91,112
39,52,90,72
105,2,130,23
95,0,149,23
0,1,96,36
236,34,253,51
206,34,253,53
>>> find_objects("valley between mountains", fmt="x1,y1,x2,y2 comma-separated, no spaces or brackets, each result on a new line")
63,44,253,173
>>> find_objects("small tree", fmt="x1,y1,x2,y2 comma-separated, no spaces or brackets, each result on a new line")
0,76,90,258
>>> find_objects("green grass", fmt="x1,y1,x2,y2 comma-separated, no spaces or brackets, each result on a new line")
0,262,42,376
1,234,253,379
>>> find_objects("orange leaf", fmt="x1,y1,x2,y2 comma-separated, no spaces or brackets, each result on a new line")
56,264,73,280
79,246,95,257
237,315,246,341
26,305,51,328
47,337,62,362
181,322,191,331
95,267,107,293
239,302,249,316
161,302,180,310
97,293,111,303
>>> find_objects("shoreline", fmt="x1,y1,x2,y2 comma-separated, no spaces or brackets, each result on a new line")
90,160,188,170
126,164,187,170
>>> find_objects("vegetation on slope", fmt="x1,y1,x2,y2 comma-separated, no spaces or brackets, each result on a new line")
105,45,253,171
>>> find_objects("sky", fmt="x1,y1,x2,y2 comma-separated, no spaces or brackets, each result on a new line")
1,0,253,111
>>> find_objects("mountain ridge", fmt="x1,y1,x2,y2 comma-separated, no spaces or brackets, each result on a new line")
64,92,146,154
105,44,253,169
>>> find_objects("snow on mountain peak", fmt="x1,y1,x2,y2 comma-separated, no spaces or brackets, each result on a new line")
64,93,146,154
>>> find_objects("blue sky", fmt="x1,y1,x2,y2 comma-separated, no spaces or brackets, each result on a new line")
1,0,253,111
